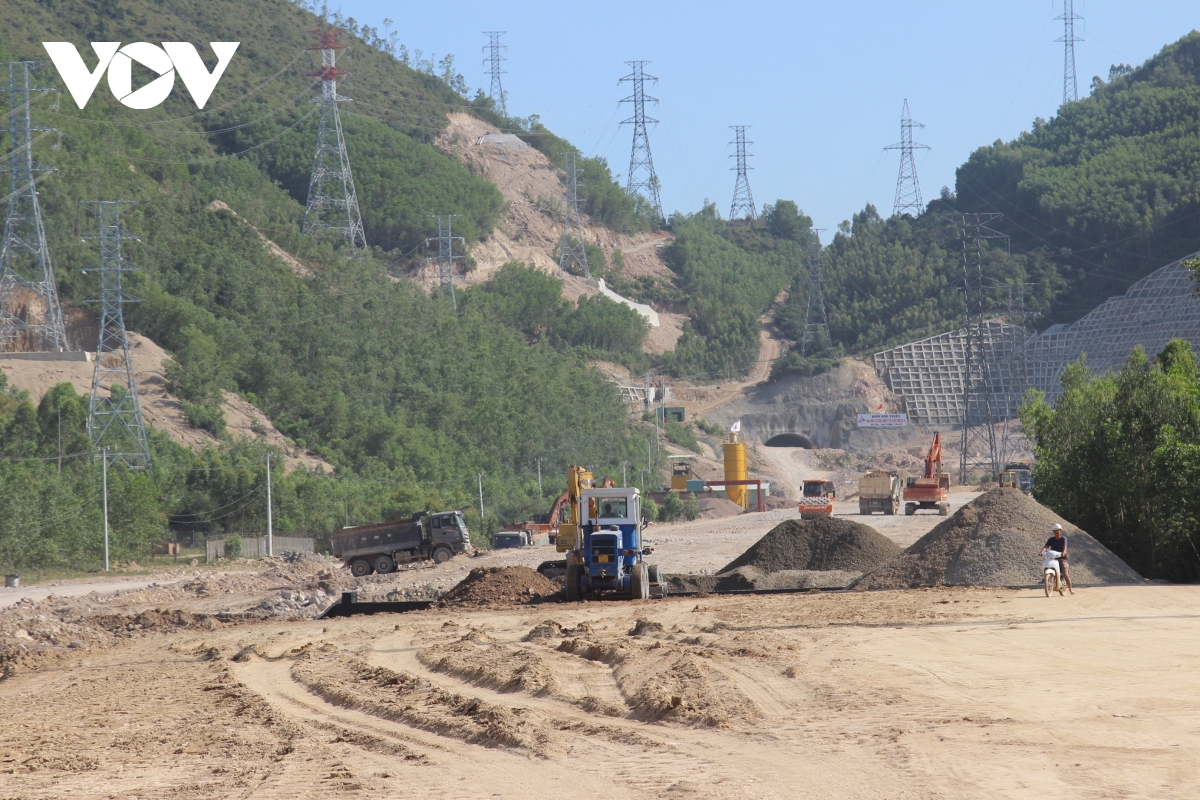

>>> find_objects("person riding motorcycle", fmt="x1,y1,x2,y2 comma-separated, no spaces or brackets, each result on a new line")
1040,523,1074,595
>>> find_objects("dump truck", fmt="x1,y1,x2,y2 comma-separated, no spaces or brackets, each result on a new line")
798,478,836,520
999,461,1034,494
333,510,472,577
858,470,903,515
563,483,667,601
904,433,950,516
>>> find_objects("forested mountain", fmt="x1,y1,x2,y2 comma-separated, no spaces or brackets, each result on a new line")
0,0,657,569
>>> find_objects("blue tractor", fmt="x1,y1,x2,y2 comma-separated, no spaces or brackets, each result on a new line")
563,487,667,601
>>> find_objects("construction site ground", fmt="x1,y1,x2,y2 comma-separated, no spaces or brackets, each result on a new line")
10,491,1198,799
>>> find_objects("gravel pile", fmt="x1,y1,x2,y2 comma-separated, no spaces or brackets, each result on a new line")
437,566,560,608
668,567,859,594
852,488,1143,589
719,516,901,575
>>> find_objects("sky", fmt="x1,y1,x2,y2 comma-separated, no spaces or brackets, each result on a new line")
335,1,1198,237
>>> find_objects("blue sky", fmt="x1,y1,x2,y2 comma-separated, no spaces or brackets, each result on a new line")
335,1,1198,237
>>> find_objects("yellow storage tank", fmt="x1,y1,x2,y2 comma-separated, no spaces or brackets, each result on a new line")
723,435,747,508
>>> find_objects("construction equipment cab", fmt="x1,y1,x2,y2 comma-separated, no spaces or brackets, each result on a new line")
799,479,836,519
564,487,666,601
904,432,951,516
999,461,1034,494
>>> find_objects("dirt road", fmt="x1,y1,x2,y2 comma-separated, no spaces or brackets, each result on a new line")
2,582,1196,799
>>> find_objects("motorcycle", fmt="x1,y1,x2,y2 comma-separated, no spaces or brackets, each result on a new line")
1042,550,1065,597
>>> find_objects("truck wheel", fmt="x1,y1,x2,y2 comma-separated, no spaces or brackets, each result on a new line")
631,563,650,601
904,503,916,516
431,547,453,564
565,565,583,602
374,555,395,575
859,503,868,515
349,558,373,577
939,503,949,517
886,501,897,516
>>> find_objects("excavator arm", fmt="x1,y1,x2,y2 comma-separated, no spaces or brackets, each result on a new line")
925,432,943,479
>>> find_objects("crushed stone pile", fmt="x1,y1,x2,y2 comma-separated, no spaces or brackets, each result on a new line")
852,488,1143,589
719,516,901,575
437,566,560,608
668,567,861,594
696,497,745,520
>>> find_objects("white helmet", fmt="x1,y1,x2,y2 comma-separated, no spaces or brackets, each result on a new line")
1052,523,1063,531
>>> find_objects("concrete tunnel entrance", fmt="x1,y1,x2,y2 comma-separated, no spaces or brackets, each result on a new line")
764,433,816,449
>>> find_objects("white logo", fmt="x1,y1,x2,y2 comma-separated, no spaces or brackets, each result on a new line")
42,42,240,109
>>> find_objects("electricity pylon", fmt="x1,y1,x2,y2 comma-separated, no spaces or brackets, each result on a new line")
1056,0,1083,105
619,61,663,221
483,31,507,115
426,215,464,309
884,99,930,218
801,247,833,359
303,28,367,253
558,152,590,278
0,61,67,353
958,213,1007,484
728,125,756,221
82,201,150,470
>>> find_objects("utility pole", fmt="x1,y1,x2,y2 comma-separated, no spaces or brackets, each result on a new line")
884,99,930,218
477,473,485,521
535,458,543,493
619,61,664,221
265,453,273,557
558,152,590,278
957,213,1007,484
728,126,756,220
101,447,110,571
800,246,833,359
57,408,62,475
1056,0,1083,105
0,61,67,353
482,31,507,115
621,461,628,488
303,27,367,253
82,201,151,469
426,214,464,309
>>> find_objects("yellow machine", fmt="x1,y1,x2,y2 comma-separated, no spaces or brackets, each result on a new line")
669,455,696,492
556,465,614,553
723,433,748,508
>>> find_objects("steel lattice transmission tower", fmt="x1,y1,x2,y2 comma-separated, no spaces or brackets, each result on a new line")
483,31,507,115
997,279,1034,469
958,213,1007,484
884,99,930,218
1056,0,1083,105
426,215,464,310
558,152,590,278
303,28,367,253
619,61,664,221
801,247,833,359
82,201,150,470
728,126,756,221
0,61,67,353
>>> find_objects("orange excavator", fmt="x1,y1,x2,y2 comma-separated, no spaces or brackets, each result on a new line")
903,432,950,516
502,491,571,545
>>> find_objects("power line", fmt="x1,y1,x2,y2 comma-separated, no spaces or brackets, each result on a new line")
1056,0,1084,105
303,27,367,254
482,31,507,115
82,200,151,470
0,61,67,354
619,61,663,221
883,99,930,217
728,125,756,221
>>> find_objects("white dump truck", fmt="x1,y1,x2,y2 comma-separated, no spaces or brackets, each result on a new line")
858,470,903,515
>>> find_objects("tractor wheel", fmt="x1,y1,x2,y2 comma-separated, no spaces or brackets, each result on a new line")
631,563,650,601
349,558,373,577
374,555,395,575
565,565,583,602
647,563,664,584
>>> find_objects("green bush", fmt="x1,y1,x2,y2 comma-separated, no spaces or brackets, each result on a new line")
657,492,683,522
768,352,842,382
662,421,702,454
682,492,702,521
224,535,242,559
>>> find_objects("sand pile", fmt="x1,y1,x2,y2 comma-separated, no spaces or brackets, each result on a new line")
696,497,745,520
437,567,560,607
719,516,901,574
852,488,1143,589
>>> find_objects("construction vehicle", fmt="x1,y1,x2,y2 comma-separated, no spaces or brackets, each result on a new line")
858,470,903,515
555,466,614,554
492,530,536,548
563,484,667,600
333,511,472,576
999,461,1034,494
502,490,569,545
904,433,950,516
669,455,697,492
798,479,836,520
